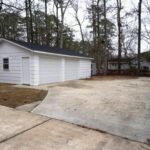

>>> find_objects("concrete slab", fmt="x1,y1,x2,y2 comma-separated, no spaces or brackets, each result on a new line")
33,77,150,144
0,119,148,150
0,106,49,142
16,101,41,112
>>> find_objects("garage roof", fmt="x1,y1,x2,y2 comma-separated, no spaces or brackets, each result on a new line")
1,38,92,59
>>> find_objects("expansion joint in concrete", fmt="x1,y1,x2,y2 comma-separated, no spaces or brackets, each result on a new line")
0,118,51,144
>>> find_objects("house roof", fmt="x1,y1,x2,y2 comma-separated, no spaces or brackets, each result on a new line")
141,51,150,62
0,38,92,59
109,51,150,63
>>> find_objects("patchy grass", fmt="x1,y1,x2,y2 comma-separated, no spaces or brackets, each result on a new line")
0,84,48,108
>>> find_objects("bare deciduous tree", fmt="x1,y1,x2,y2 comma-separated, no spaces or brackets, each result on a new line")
142,0,150,45
71,0,85,53
54,0,71,48
25,0,34,43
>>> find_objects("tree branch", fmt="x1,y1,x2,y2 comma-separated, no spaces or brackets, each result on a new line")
1,2,23,11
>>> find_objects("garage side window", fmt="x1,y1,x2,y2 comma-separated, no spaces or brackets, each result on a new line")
3,58,9,70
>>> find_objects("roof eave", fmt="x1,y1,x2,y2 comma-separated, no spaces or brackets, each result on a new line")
34,50,93,60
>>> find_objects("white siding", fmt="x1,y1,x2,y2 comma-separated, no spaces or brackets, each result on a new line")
61,58,65,81
64,58,79,81
31,55,39,85
79,59,91,79
39,54,62,84
0,42,35,85
0,41,92,85
39,56,91,84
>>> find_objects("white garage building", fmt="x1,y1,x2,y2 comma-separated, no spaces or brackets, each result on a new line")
0,38,92,85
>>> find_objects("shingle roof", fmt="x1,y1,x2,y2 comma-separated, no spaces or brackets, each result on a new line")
6,39,90,58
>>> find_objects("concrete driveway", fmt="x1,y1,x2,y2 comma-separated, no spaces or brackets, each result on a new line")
33,77,150,144
0,106,149,150
0,106,48,142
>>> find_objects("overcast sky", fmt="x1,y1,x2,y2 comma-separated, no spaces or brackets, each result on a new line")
7,0,150,52
63,0,149,52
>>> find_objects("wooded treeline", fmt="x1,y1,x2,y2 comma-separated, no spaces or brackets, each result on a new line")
0,0,150,74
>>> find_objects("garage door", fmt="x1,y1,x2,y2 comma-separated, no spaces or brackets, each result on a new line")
65,58,79,81
39,55,62,84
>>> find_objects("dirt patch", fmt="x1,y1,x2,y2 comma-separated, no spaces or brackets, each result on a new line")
58,82,91,89
0,84,48,108
86,75,138,81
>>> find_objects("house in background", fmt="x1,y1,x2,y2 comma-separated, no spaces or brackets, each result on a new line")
0,38,92,85
108,57,135,71
140,51,150,71
108,52,150,72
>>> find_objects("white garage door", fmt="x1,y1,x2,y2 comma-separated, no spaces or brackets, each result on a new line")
65,58,79,81
39,55,62,84
79,60,91,78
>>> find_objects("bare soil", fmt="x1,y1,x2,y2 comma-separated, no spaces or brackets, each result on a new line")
0,84,47,108
87,75,138,81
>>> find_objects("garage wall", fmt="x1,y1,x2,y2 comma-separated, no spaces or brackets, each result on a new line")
38,55,92,85
39,54,62,84
0,41,35,85
79,59,91,79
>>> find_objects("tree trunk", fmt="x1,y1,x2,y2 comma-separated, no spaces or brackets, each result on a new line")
138,0,142,73
76,16,85,53
25,0,30,42
0,0,3,11
103,0,108,74
45,0,49,45
34,13,38,44
28,0,33,43
57,0,71,48
117,0,122,74
96,0,101,73
60,6,64,48
54,2,59,47
92,1,99,73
